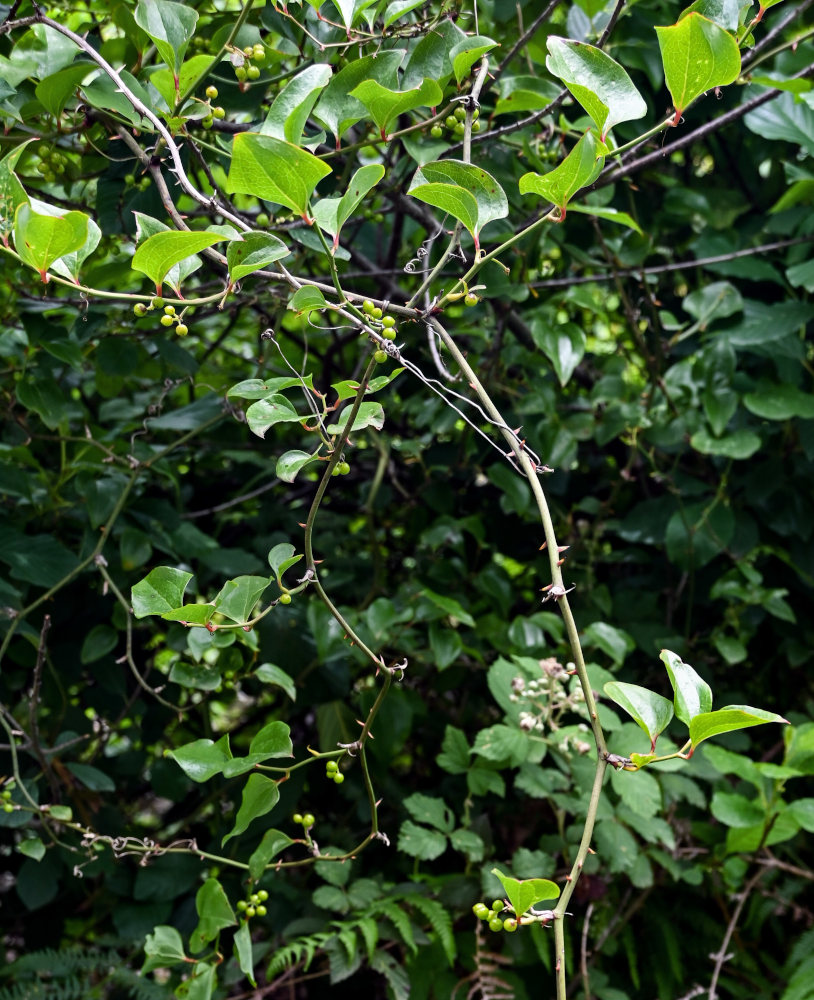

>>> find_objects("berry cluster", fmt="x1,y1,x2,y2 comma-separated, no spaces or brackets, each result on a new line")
430,104,480,140
361,299,397,364
236,888,268,919
331,459,351,477
201,86,226,130
35,145,69,183
473,899,518,933
2,786,14,814
292,812,315,830
234,43,266,86
133,298,189,336
325,758,344,784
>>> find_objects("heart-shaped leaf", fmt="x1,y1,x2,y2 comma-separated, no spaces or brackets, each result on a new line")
289,286,328,316
408,160,508,252
134,0,198,79
0,138,35,244
260,64,332,145
143,926,187,973
689,706,789,749
449,35,498,86
214,575,271,624
604,681,674,751
249,828,295,881
228,376,312,400
313,163,385,248
131,566,193,618
190,878,235,953
655,13,741,122
546,36,647,140
519,131,608,218
166,734,232,783
13,204,89,282
245,394,306,438
491,868,560,920
132,230,227,294
222,774,280,845
227,232,290,285
226,134,332,220
276,449,320,483
314,52,403,142
326,401,385,435
530,320,586,386
268,542,303,584
661,649,713,726
350,77,442,139
222,720,294,778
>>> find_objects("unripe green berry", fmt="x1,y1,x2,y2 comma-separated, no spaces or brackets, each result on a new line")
491,900,504,912
235,66,247,82
279,593,292,605
292,813,303,825
374,349,388,364
139,177,150,190
201,116,214,129
257,889,269,901
253,45,266,63
472,108,479,121
243,45,254,57
445,115,457,129
362,299,375,315
212,106,226,119
247,64,261,81
256,905,267,916
382,327,396,340
151,294,164,307
471,120,481,133
250,893,260,904
326,760,339,773
245,906,256,918
124,173,135,186
175,323,189,336
454,105,466,121
160,314,174,327
464,292,479,307
454,122,465,137
134,303,147,317
382,314,396,328
430,125,443,139
303,813,315,828
164,304,175,315
372,307,383,319
205,85,218,100
504,918,518,932
338,462,350,475
237,900,247,911
3,803,13,813
256,212,270,227
333,772,345,784
1,790,11,801
473,903,490,919
488,918,504,932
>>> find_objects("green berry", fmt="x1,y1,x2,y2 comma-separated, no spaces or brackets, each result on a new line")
257,889,269,901
124,173,135,186
205,85,218,100
472,108,479,121
382,327,396,340
256,212,270,227
488,918,504,932
454,122,465,137
382,315,396,328
333,772,345,784
372,307,383,319
237,900,247,911
362,299,376,315
504,918,518,932
139,177,150,190
256,905,267,916
250,893,260,904
245,906,256,918
338,462,350,475
247,64,261,81
253,45,266,63
445,115,457,129
279,593,292,605
175,323,188,336
473,903,490,919
152,295,164,309
491,900,504,913
374,349,388,364
235,66,247,82
243,45,254,57
201,116,214,129
134,303,147,317
292,812,303,825
454,105,466,121
303,813,315,828
464,292,479,307
3,803,13,814
1,790,11,801
430,125,443,139
212,106,226,120
326,760,339,773
471,120,481,133
160,314,174,327
163,304,175,315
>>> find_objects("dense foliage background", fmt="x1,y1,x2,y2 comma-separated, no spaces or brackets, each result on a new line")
1,0,813,997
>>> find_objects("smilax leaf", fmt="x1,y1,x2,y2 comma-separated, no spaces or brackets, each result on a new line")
491,868,560,920
604,681,674,751
131,566,193,618
132,230,227,293
226,134,332,220
519,131,607,217
408,160,508,252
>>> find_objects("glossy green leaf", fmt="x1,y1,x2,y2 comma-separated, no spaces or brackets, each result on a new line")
689,706,789,749
17,837,46,861
449,35,498,86
227,376,311,400
491,868,560,920
80,68,153,127
161,604,215,625
245,394,305,438
254,663,297,701
34,62,94,117
680,0,741,32
604,681,674,750
226,133,332,219
567,203,643,234
276,449,319,483
0,138,34,244
422,587,476,627
214,575,271,624
143,926,187,973
133,211,204,293
313,164,385,248
169,660,222,691
151,55,213,112
65,763,115,792
350,77,442,138
690,427,761,459
13,204,89,281
184,963,216,1000
134,0,198,78
50,214,101,284
131,566,193,618
473,725,528,767
530,320,586,386
519,131,607,216
261,64,332,145
383,0,426,28
314,53,403,142
743,385,814,420
222,721,294,778
223,774,281,845
233,921,256,986
190,878,236,953
661,649,713,726
546,36,647,139
132,230,226,294
227,232,289,285
249,828,294,881
326,400,385,435
655,13,740,120
166,734,232,782
408,160,508,252
268,542,303,584
288,286,328,316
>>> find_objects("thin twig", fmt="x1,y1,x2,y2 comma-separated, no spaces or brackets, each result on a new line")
708,866,766,1000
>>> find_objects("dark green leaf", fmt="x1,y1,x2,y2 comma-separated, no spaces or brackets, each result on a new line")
223,774,281,845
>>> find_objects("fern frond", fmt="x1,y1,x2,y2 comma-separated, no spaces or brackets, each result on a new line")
405,893,457,966
367,899,417,953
